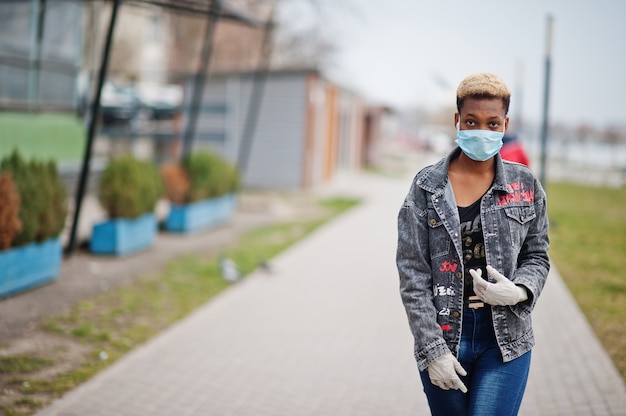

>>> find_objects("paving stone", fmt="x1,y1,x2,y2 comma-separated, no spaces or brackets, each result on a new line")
36,171,626,416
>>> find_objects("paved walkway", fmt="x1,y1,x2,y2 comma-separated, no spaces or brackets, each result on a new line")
36,170,626,415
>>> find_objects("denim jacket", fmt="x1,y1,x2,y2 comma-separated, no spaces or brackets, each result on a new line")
396,148,550,371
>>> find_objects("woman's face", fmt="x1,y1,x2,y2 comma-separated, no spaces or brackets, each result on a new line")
455,97,508,132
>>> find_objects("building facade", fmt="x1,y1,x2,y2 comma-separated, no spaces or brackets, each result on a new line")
184,69,364,190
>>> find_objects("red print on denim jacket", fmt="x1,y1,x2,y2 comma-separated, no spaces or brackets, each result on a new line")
439,259,459,273
497,181,534,207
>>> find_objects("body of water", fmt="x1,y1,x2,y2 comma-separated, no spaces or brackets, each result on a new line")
524,137,626,187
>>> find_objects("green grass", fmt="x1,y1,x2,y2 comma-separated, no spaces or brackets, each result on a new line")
0,112,86,162
547,182,626,381
0,196,360,415
0,356,53,374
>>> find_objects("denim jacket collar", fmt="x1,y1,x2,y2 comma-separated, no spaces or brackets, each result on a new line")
417,147,513,196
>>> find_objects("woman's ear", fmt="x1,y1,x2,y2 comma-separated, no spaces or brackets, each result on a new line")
454,113,460,128
504,116,509,132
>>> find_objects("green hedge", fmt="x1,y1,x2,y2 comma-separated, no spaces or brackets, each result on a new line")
99,155,163,219
0,150,68,246
182,151,239,202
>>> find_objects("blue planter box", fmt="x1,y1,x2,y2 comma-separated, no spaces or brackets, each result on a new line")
166,194,237,233
90,213,157,256
0,238,62,298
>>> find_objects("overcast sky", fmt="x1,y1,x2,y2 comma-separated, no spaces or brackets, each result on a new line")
283,0,626,129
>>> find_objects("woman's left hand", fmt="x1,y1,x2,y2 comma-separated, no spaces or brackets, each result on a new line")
470,266,528,306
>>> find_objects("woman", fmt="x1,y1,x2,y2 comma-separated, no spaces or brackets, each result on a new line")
396,72,550,415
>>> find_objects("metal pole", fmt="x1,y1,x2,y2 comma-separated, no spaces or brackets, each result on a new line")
514,61,524,134
539,15,553,188
66,0,121,255
28,0,45,108
236,6,276,175
182,0,220,157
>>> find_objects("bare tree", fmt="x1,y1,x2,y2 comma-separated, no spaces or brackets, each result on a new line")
83,0,355,83
270,0,360,71
271,24,335,70
166,0,357,75
166,0,274,76
167,14,205,78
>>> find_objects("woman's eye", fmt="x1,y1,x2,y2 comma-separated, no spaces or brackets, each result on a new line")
489,122,500,128
465,120,475,126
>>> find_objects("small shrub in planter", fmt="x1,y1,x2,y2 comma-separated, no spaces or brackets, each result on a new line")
0,172,21,250
0,150,67,296
91,155,163,255
182,150,239,202
99,154,163,219
163,150,239,233
161,162,190,204
1,150,68,246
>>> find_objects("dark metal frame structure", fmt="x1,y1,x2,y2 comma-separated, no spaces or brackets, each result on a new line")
0,0,83,112
66,0,271,255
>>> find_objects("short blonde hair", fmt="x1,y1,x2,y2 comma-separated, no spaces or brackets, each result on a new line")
456,72,511,114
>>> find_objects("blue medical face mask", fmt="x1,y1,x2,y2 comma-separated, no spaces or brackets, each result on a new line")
455,121,505,161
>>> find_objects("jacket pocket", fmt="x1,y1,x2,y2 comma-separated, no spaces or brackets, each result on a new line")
504,205,536,249
427,210,451,259
504,205,536,224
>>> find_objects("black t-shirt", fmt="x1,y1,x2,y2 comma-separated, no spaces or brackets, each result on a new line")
458,199,487,301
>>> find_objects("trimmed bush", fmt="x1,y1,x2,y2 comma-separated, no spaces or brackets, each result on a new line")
180,151,239,203
0,172,21,249
161,163,190,204
1,151,41,245
99,155,163,219
0,150,67,246
39,160,69,240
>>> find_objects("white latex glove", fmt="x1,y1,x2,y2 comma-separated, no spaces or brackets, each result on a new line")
427,353,468,393
470,265,528,306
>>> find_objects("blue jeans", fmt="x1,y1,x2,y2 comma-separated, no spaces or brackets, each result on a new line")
420,307,531,416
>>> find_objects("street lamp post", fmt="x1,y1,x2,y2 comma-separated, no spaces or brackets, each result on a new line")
539,15,553,188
